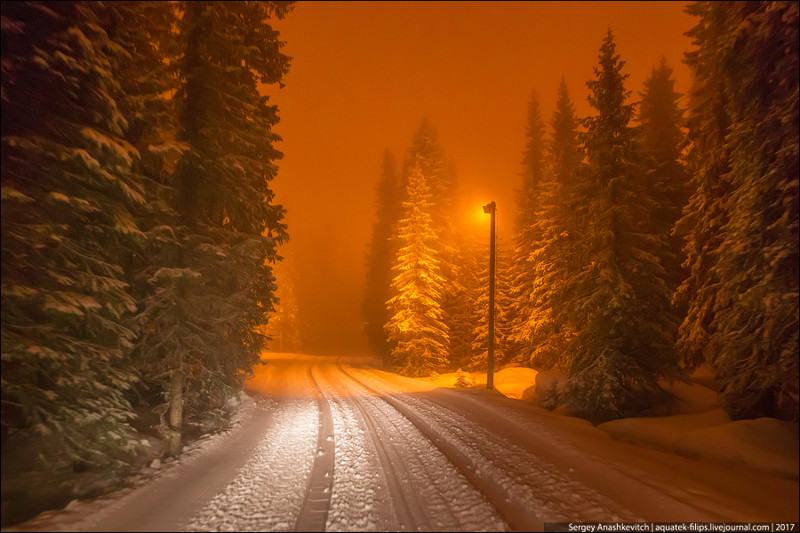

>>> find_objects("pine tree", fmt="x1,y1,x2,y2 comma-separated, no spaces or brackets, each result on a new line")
1,2,145,467
363,150,402,365
402,120,454,237
559,30,678,421
385,164,450,377
135,1,292,453
446,231,478,370
684,1,798,420
436,157,466,367
103,1,188,434
674,2,734,371
508,90,548,363
400,120,461,367
638,57,689,311
518,78,583,371
550,78,584,195
274,275,303,353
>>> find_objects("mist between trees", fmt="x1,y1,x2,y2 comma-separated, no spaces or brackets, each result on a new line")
0,1,797,514
364,3,798,425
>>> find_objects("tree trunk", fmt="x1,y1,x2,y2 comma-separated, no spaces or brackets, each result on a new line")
166,367,184,456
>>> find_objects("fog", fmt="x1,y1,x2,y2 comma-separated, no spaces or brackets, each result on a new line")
267,1,693,356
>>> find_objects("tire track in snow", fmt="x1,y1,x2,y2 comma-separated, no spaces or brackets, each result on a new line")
344,367,641,529
326,364,507,532
295,365,335,532
312,364,396,531
184,365,320,532
327,367,421,532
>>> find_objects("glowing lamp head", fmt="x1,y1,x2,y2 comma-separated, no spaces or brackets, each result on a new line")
483,201,496,214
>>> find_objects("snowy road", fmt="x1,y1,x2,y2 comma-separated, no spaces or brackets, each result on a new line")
8,354,798,532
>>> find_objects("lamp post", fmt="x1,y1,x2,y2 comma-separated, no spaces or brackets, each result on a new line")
483,201,496,390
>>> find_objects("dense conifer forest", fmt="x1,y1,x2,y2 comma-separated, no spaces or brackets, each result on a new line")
365,3,798,423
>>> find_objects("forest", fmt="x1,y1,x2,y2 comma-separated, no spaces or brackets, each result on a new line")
363,3,798,423
1,0,292,489
0,0,797,522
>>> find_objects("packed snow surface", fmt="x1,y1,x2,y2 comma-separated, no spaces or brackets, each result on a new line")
4,353,797,532
184,396,318,531
315,364,505,531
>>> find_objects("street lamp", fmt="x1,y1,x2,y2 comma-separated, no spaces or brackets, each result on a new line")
483,201,496,390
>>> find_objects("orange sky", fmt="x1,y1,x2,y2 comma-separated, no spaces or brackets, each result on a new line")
266,1,695,355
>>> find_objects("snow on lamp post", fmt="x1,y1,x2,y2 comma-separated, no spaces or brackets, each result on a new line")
483,201,496,390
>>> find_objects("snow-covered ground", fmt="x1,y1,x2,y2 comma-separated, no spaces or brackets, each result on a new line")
5,358,320,532
421,364,799,481
349,364,798,523
4,354,798,532
314,363,505,531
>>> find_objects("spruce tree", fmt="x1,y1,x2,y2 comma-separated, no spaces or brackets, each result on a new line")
682,1,798,420
550,78,583,195
135,1,292,453
1,2,144,467
560,30,678,421
105,1,187,429
385,164,450,377
638,58,689,311
402,120,454,238
363,150,402,365
400,120,461,367
508,90,547,363
674,2,733,371
518,78,582,371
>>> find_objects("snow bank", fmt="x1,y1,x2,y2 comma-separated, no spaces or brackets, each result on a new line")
596,377,797,480
518,367,796,481
664,380,719,414
599,410,799,480
689,364,717,391
598,408,732,451
415,366,537,402
492,367,538,401
676,418,799,479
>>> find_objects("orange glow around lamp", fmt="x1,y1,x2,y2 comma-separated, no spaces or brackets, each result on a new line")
483,201,496,390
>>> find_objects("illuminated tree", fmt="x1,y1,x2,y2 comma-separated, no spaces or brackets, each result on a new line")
400,120,462,366
680,1,798,420
508,90,548,363
1,2,144,467
385,163,450,376
363,150,402,365
517,78,582,371
0,0,295,481
559,30,678,421
105,1,186,447
402,120,455,253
